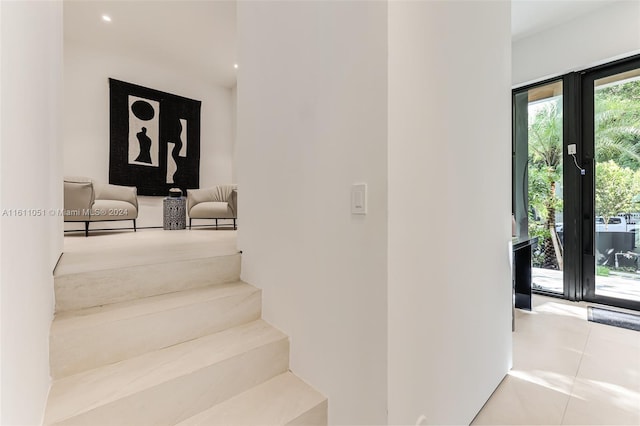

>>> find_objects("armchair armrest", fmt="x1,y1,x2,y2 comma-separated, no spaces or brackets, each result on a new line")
63,180,94,221
228,189,237,217
94,183,138,209
187,188,213,212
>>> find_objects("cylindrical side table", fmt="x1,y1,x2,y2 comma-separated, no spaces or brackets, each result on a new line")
163,196,186,230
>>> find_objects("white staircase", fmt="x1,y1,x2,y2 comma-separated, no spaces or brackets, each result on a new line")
45,245,326,425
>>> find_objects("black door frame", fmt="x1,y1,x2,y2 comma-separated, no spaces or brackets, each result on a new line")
564,72,583,303
513,75,578,302
580,54,640,311
512,54,640,311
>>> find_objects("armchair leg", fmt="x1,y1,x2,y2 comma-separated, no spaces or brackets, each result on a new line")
189,218,192,230
133,219,137,232
85,221,89,237
215,218,218,229
233,219,236,230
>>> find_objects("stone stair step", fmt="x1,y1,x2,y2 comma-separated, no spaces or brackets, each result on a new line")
177,372,328,426
50,281,261,378
54,253,241,311
44,320,288,426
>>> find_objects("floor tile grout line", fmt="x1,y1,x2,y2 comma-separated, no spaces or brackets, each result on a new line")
560,325,592,425
475,295,640,424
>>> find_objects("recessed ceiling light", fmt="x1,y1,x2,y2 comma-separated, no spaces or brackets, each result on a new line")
102,15,112,22
234,64,238,69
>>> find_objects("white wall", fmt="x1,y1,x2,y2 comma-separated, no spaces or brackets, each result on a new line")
387,1,513,424
237,1,388,424
64,42,235,229
0,1,63,424
513,0,640,86
231,84,237,183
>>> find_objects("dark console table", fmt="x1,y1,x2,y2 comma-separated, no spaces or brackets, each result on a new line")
512,237,538,311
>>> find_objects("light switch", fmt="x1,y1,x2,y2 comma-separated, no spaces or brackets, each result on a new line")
351,183,367,215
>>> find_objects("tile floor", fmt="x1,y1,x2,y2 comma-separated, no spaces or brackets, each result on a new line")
473,295,640,425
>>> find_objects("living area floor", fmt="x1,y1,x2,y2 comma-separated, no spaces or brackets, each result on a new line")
59,227,238,275
60,229,640,425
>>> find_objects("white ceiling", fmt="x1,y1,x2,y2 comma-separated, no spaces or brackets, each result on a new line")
64,0,621,88
64,0,237,88
512,0,620,41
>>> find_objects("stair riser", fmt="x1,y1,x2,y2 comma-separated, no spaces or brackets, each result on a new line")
55,254,241,311
50,290,262,379
175,372,328,426
48,339,289,426
287,400,328,425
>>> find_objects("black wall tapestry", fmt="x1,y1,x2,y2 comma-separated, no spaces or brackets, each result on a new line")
109,78,201,196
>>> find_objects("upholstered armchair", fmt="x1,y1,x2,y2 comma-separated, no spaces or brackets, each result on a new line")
186,184,237,229
63,177,138,236
63,178,94,236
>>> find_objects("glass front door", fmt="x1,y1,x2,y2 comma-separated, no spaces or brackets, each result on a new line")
513,80,565,296
583,59,640,310
513,54,640,310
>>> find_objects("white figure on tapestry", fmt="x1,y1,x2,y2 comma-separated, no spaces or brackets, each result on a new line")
128,96,160,167
167,142,177,184
179,119,187,157
166,119,188,184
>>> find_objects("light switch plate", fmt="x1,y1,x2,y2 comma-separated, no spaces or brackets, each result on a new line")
351,183,367,215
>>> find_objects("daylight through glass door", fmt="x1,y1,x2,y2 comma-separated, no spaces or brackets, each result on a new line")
513,80,565,295
593,69,640,303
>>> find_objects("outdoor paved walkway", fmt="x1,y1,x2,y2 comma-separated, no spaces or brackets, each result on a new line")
533,267,640,302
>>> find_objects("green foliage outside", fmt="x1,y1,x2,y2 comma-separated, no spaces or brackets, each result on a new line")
594,84,640,170
527,78,640,269
594,160,640,224
527,100,563,269
596,265,610,277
